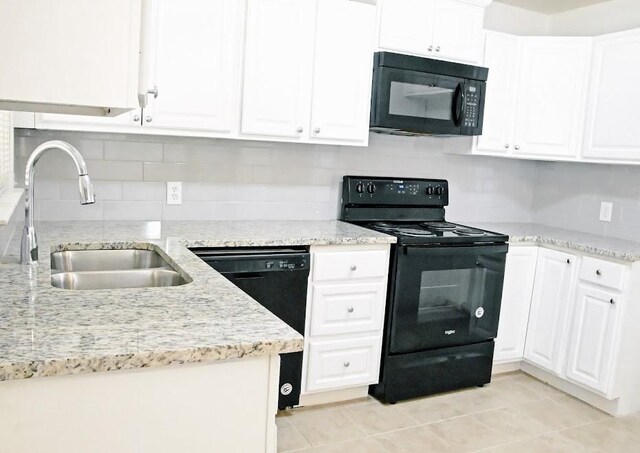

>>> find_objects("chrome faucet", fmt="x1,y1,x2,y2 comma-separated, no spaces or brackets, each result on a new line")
21,140,96,265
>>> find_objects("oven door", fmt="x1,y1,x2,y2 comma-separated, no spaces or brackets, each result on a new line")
389,244,508,354
371,66,466,135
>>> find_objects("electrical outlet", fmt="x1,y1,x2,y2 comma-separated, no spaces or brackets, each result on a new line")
599,202,613,222
167,182,182,205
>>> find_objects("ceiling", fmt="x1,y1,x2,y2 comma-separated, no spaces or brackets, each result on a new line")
494,0,614,14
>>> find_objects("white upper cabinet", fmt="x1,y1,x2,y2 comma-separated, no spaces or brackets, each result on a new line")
494,247,538,363
310,0,375,143
0,0,146,116
145,0,244,133
565,285,623,398
377,0,488,64
476,32,520,155
241,0,316,139
513,38,591,158
524,248,577,375
583,30,640,161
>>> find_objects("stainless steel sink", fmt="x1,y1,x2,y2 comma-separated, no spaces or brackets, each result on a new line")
51,249,171,273
51,269,186,290
50,248,190,290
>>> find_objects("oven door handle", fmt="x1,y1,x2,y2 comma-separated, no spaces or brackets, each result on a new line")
452,82,465,127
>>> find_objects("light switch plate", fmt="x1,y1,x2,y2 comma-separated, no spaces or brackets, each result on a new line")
167,182,182,205
599,202,613,222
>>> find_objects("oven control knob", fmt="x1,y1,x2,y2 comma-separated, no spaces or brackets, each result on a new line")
426,186,434,196
355,182,365,193
367,183,377,194
435,186,444,196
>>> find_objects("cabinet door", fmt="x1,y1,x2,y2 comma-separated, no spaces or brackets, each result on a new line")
378,0,436,56
309,0,375,143
241,0,316,138
476,32,520,154
565,285,622,397
524,248,577,375
145,0,244,133
35,110,142,133
494,247,538,363
513,38,591,158
432,0,484,64
583,30,640,161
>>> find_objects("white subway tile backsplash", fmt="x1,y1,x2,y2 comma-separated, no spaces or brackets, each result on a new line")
60,180,123,201
104,141,163,162
103,201,162,221
37,201,104,221
122,182,165,201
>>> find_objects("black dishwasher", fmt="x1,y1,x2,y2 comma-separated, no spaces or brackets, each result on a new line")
191,247,310,410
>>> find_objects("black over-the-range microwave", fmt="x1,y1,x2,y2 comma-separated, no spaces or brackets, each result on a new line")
370,52,489,136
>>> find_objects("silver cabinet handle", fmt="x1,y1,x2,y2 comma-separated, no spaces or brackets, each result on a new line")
435,46,441,52
145,116,153,123
147,85,159,99
133,115,140,122
610,298,616,305
514,145,520,150
504,143,510,149
343,361,351,368
428,45,433,52
297,127,304,133
314,128,321,134
350,265,357,271
347,306,355,313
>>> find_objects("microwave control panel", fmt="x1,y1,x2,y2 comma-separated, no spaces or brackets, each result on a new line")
463,84,481,129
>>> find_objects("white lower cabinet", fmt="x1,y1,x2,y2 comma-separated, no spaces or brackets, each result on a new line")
524,248,578,375
565,285,623,398
302,245,390,397
494,246,538,363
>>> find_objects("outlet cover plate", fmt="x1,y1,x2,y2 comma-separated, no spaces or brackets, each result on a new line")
599,202,613,222
167,182,182,205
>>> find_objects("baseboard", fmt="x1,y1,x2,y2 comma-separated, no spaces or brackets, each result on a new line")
492,361,522,375
298,386,369,407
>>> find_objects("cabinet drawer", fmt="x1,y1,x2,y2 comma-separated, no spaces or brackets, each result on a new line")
579,257,626,291
310,282,386,337
313,250,388,282
305,336,382,392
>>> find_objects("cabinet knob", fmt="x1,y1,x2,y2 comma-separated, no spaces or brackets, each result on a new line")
428,45,433,52
610,298,616,305
514,145,520,150
435,46,441,52
314,128,321,134
350,265,357,271
596,269,602,276
133,115,140,122
147,85,159,99
145,115,153,123
347,306,355,313
504,143,510,149
343,361,351,368
297,127,304,133
566,259,571,264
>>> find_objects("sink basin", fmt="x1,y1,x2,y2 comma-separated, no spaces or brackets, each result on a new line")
51,249,171,273
50,247,190,290
51,269,187,290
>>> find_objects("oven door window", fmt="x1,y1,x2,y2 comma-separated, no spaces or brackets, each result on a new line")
371,67,465,134
389,245,507,354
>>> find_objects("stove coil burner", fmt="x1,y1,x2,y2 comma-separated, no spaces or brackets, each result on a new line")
422,222,458,231
394,228,435,237
453,227,488,237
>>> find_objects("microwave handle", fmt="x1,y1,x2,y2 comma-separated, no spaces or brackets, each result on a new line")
452,83,465,127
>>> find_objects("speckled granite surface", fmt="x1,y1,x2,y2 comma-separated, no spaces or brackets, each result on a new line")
0,220,395,381
475,222,640,262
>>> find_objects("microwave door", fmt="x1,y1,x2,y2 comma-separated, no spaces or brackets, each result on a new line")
371,67,464,135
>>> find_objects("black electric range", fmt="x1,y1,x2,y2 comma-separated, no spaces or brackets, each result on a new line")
341,175,509,403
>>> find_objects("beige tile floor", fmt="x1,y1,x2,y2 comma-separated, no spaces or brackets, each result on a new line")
276,372,640,452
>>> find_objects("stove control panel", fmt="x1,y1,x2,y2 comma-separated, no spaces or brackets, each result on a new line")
343,176,449,206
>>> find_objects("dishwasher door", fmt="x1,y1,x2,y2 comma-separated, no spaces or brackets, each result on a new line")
193,248,310,409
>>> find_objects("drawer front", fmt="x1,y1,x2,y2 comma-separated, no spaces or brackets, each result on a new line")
310,282,386,337
313,250,388,282
579,257,627,291
305,336,382,392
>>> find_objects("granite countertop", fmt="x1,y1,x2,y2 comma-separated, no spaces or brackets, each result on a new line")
474,222,640,262
0,220,395,381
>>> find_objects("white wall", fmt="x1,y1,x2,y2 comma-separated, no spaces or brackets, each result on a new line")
484,1,550,35
13,129,537,224
549,0,640,36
